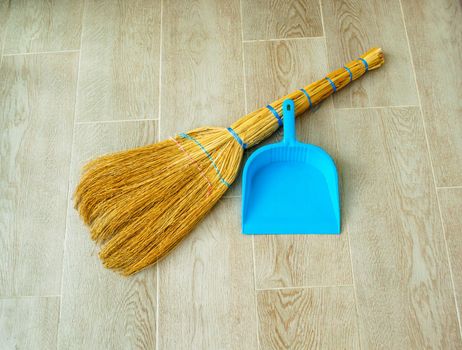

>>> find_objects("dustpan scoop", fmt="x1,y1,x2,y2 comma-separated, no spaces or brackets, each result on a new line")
242,99,340,234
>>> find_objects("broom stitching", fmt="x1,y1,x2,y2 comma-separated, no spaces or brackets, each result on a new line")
178,132,231,187
299,88,313,108
226,127,247,149
169,137,213,196
202,142,231,184
266,105,283,126
343,66,353,82
325,76,337,92
358,57,369,71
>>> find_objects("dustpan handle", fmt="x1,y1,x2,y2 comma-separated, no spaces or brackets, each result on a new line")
283,99,296,145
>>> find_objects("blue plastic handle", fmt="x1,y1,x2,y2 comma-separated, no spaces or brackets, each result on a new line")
283,99,296,144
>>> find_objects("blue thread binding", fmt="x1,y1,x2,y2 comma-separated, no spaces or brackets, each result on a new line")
358,58,369,72
227,127,247,150
178,133,231,187
266,105,283,126
344,66,353,82
325,76,337,92
299,88,313,108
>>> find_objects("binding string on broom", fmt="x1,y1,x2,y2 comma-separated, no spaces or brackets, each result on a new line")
74,47,384,275
358,57,369,71
175,53,364,206
226,127,247,149
170,137,213,196
178,132,231,187
228,50,384,149
325,76,337,92
299,88,313,108
344,66,353,82
266,105,283,126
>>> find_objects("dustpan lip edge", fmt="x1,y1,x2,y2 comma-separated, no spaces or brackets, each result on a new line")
241,144,340,236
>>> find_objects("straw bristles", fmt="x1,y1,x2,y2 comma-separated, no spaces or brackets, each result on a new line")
74,48,384,275
75,128,243,275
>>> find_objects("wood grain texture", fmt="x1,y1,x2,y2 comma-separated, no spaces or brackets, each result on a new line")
0,53,77,297
438,188,462,322
76,0,160,122
2,0,83,54
0,0,9,57
158,197,258,350
58,121,158,350
244,39,352,288
257,287,359,349
336,107,461,348
161,0,245,198
321,0,418,108
401,0,462,186
161,0,244,135
241,0,322,40
0,297,59,350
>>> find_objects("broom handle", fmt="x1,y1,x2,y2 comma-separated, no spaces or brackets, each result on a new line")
231,48,384,148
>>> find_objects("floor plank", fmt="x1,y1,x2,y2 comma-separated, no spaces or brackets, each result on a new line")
401,0,462,186
160,0,245,195
161,0,244,135
2,0,83,55
158,197,258,350
241,0,322,40
76,0,160,122
336,106,461,348
257,286,359,349
0,0,460,346
0,297,59,350
321,0,418,108
0,0,9,57
0,53,77,296
438,188,462,325
58,121,158,350
244,38,352,288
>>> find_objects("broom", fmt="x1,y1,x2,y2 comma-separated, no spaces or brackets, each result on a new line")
75,47,384,275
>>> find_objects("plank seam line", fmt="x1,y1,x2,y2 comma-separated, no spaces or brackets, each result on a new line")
57,1,86,346
243,36,324,44
256,284,354,292
3,49,80,56
239,0,260,348
76,118,159,125
0,295,61,300
319,30,363,349
398,0,462,339
318,0,326,38
437,186,462,190
335,104,419,111
156,0,164,348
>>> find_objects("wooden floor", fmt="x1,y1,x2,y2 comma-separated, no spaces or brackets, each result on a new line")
1,0,461,349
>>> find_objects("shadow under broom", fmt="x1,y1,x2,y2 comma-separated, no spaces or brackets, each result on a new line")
75,47,385,275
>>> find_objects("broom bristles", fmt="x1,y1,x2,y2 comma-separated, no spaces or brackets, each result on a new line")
75,48,384,275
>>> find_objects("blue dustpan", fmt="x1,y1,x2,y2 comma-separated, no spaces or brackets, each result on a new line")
242,99,340,234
